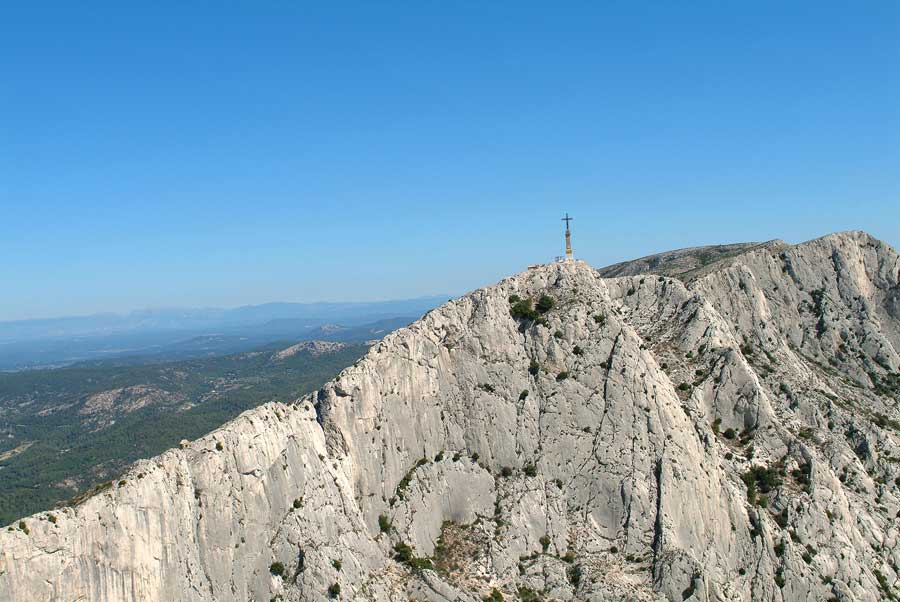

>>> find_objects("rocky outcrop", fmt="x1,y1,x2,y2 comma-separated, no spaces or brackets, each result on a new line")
79,385,184,429
273,341,348,361
1,231,899,602
598,241,783,282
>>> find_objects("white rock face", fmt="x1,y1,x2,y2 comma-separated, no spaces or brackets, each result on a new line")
2,230,899,602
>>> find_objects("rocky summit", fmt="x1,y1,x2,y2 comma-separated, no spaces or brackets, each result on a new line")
2,230,899,602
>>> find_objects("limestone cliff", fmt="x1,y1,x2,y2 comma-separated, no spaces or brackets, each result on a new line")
2,231,899,602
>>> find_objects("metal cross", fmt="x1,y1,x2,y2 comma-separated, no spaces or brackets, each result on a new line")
562,213,573,230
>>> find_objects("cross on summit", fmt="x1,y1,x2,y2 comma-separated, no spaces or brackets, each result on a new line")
562,213,574,261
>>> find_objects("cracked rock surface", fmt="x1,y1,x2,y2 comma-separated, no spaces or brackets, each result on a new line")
2,230,899,602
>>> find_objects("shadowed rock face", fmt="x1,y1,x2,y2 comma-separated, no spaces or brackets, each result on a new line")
2,231,899,602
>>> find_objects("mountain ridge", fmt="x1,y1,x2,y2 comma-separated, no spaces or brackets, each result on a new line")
2,230,899,602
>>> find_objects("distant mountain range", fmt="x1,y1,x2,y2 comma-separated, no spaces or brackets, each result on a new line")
0,296,449,342
0,297,447,370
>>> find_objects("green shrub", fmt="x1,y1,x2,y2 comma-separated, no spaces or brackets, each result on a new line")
573,345,583,355
517,586,542,602
216,441,223,451
328,582,341,598
875,569,892,596
519,390,529,400
682,579,696,600
593,314,606,325
723,428,736,439
396,461,427,500
270,562,285,577
293,498,303,509
393,541,434,570
523,463,537,477
508,294,521,303
408,557,434,570
332,559,342,571
501,466,514,477
394,542,414,563
743,478,757,503
539,534,551,551
742,465,781,504
744,465,782,494
529,360,539,376
511,299,539,321
567,563,583,587
774,509,789,528
484,588,505,602
536,295,555,314
557,371,569,381
379,514,392,533
434,451,444,462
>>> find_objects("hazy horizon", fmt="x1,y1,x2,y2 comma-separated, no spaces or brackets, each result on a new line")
5,229,899,323
3,3,898,321
0,293,454,325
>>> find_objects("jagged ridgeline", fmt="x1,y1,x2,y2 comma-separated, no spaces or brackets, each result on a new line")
2,231,899,602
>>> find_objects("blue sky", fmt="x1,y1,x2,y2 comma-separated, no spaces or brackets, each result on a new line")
1,2,898,321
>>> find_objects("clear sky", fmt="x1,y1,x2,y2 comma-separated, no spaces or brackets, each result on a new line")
2,2,898,321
